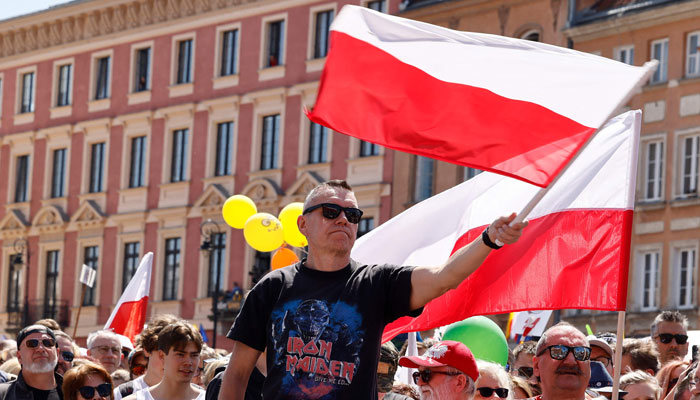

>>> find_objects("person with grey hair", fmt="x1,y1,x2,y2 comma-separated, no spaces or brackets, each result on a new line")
400,340,479,400
619,370,661,400
533,322,591,400
651,311,689,366
87,329,123,374
220,179,527,399
475,360,513,399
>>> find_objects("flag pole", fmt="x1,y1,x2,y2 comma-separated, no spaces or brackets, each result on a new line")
72,285,87,338
504,60,657,227
611,311,625,400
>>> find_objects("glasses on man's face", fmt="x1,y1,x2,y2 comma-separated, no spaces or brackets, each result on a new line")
476,387,509,398
516,366,533,379
537,345,591,361
130,364,147,376
24,338,57,349
61,351,74,362
302,203,363,224
78,383,112,399
411,369,462,384
91,345,121,355
656,334,689,345
592,356,612,367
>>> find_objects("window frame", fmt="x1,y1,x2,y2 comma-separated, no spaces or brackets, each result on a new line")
129,135,148,188
686,30,700,78
171,33,196,86
637,248,661,312
82,245,100,306
260,14,287,69
7,254,22,312
18,70,35,114
414,155,435,202
260,114,281,171
93,55,111,100
122,241,141,292
14,154,30,203
134,47,152,92
614,44,635,65
44,249,61,318
310,7,335,60
650,38,669,84
162,237,182,301
54,60,73,108
170,128,189,183
89,142,106,193
641,134,666,202
674,244,698,309
50,148,67,199
359,140,380,157
364,0,387,12
678,133,699,198
308,122,329,164
215,121,234,177
207,232,227,297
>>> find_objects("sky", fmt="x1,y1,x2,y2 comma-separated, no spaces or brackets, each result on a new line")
1,0,75,22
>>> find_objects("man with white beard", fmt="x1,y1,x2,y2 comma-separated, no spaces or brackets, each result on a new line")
399,340,479,400
0,325,63,400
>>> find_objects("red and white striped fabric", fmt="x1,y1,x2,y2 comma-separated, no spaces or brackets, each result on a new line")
350,111,641,342
104,252,152,342
308,6,654,187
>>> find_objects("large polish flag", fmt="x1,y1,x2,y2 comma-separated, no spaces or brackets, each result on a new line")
104,252,152,341
307,6,654,187
351,111,641,342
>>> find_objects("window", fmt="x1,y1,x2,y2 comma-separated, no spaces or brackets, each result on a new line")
44,250,60,317
360,140,379,157
464,167,482,181
176,39,193,84
83,246,99,306
89,142,105,193
250,251,271,285
15,155,29,203
615,45,634,65
265,20,284,67
650,39,668,84
20,72,34,113
163,238,181,301
677,248,697,308
681,135,699,197
122,242,140,291
95,56,110,100
207,232,226,297
7,255,21,312
366,0,386,12
215,122,233,176
357,218,374,238
313,10,333,59
0,77,4,117
135,48,150,92
521,30,540,42
261,115,280,170
221,29,239,76
170,129,188,182
414,156,434,202
687,31,700,78
51,148,67,198
642,140,664,201
308,123,328,164
640,251,660,311
56,65,72,107
129,136,147,188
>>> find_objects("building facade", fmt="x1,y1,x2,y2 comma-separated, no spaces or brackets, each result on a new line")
0,0,397,345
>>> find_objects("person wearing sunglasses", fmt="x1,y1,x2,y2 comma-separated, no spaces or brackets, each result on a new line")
55,331,78,376
474,361,513,399
651,311,689,366
222,180,527,400
399,340,480,400
62,361,114,400
532,322,592,400
0,325,63,400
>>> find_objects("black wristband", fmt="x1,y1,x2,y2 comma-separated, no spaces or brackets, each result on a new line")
482,226,502,250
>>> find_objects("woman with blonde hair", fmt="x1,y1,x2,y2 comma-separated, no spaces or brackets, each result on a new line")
656,359,688,399
619,370,662,400
62,361,114,400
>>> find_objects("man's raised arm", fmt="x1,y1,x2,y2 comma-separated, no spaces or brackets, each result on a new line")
409,213,527,310
218,340,262,400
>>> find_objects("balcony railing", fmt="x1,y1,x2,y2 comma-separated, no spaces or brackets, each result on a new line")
5,300,70,332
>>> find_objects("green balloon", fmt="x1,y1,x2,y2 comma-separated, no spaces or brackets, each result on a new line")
442,316,508,366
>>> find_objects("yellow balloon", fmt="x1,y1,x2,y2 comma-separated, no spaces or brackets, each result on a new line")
278,202,308,248
244,213,284,252
222,195,257,229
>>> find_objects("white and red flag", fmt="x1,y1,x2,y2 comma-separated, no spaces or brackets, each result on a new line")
351,111,641,342
104,252,152,342
307,6,654,187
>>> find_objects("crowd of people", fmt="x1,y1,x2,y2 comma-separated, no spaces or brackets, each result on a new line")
0,180,697,400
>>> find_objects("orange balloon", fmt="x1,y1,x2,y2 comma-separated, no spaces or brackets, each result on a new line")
271,247,300,270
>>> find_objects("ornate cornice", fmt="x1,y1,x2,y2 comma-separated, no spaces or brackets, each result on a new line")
0,0,261,59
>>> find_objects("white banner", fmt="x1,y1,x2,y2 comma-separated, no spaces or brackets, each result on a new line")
509,310,553,340
79,264,97,288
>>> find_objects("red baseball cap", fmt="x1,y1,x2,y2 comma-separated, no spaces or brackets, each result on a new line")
399,340,479,382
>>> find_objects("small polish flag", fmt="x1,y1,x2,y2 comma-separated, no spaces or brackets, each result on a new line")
104,252,152,342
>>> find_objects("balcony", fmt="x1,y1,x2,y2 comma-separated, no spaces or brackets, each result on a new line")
5,300,71,334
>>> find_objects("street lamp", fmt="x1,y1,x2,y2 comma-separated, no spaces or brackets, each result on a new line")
13,238,29,327
200,219,223,348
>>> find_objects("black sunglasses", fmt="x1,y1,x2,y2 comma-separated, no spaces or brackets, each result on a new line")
537,345,591,361
412,370,461,384
78,383,112,399
24,338,57,349
656,334,688,345
303,203,363,224
517,366,533,378
477,387,509,398
61,351,74,362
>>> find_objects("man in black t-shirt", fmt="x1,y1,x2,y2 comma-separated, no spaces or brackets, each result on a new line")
219,180,527,400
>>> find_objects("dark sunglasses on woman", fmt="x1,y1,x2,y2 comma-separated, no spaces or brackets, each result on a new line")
476,387,509,398
78,383,112,399
302,203,363,224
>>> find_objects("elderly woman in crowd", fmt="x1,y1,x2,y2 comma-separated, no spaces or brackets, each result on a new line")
620,370,662,400
62,361,114,400
475,360,514,400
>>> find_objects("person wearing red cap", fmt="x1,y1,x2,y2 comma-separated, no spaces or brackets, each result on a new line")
400,340,480,400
